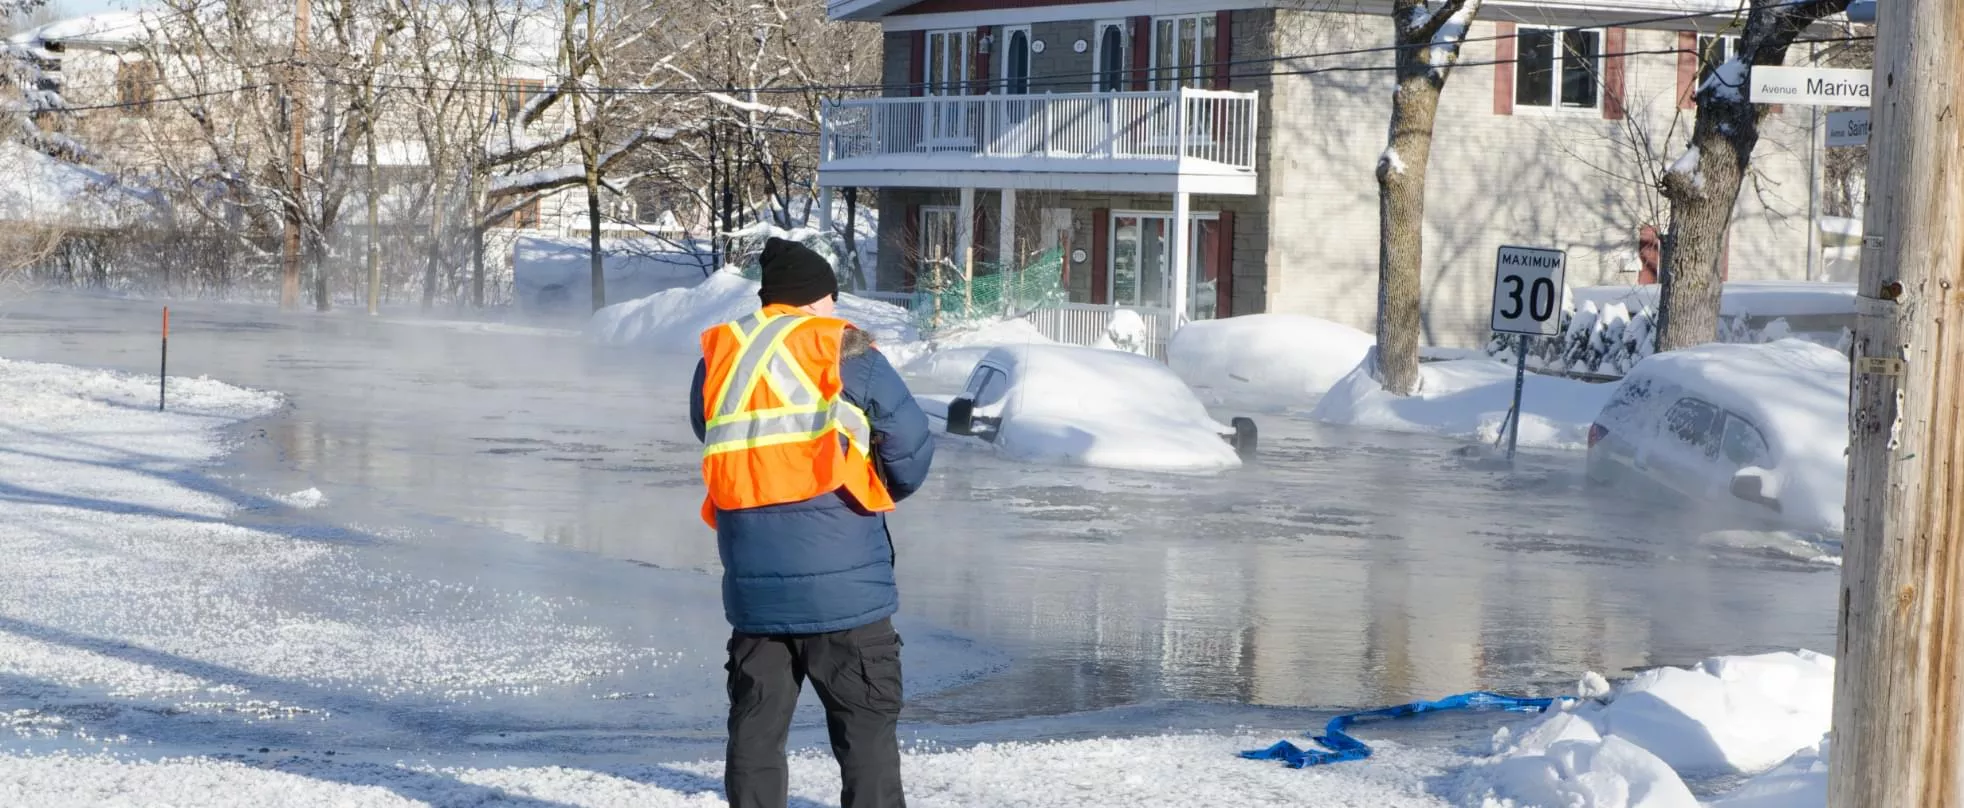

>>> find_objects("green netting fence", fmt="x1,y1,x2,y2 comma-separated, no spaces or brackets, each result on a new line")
908,248,1067,333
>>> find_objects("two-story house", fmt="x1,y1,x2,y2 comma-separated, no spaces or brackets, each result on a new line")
818,0,1840,349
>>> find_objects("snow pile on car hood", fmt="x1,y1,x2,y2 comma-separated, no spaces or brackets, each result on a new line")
1309,354,1615,449
991,344,1241,473
584,269,918,352
1615,340,1850,533
1461,650,1836,807
1169,314,1375,410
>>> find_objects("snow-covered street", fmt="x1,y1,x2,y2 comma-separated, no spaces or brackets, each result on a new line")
0,294,1843,805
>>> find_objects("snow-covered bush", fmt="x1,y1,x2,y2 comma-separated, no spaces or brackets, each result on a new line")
1093,309,1152,356
1486,297,1854,378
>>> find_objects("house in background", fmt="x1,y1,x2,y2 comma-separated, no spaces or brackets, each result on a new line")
817,0,1846,350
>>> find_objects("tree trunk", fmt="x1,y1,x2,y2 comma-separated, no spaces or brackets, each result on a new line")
1373,0,1479,397
423,182,443,312
1655,0,1853,352
587,166,605,312
1375,75,1439,396
470,173,486,308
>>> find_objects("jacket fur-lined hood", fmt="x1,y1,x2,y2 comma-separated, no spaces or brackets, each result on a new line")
841,326,875,359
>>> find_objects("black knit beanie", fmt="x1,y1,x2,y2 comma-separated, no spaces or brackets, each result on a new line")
757,237,839,307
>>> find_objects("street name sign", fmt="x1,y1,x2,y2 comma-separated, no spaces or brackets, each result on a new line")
1751,66,1871,108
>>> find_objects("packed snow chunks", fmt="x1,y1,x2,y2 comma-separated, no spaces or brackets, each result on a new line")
585,269,918,352
1310,356,1615,449
1169,314,1375,409
962,344,1243,473
1470,651,1834,808
1595,339,1850,533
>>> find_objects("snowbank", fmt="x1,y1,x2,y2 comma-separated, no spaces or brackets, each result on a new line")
1169,314,1376,410
983,344,1242,473
1600,340,1851,533
1574,282,1857,321
512,236,710,314
0,141,159,229
2,732,1472,807
1309,356,1617,450
1464,650,1835,807
585,270,918,353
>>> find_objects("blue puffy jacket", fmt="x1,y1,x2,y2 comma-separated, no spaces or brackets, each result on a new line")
690,326,935,635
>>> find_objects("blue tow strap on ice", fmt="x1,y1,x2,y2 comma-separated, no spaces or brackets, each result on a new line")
1240,691,1565,769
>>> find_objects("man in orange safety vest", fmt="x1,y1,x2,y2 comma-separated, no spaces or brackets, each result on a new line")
689,237,935,808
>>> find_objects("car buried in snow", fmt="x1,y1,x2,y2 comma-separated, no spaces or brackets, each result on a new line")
1583,340,1849,536
923,344,1257,473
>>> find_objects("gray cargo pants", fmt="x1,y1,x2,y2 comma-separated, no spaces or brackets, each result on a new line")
724,617,905,808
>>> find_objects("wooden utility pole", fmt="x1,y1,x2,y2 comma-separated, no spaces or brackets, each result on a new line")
280,0,311,311
1828,0,1964,802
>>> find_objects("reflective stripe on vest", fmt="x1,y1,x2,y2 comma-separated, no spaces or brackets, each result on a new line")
702,312,872,457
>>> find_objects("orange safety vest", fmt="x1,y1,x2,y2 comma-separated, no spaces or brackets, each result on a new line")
698,305,896,528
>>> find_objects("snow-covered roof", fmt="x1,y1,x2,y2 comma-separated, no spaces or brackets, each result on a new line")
0,142,159,229
13,11,158,48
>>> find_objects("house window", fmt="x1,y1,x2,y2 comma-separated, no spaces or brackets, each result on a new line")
1108,210,1220,319
501,197,542,229
925,29,975,142
1515,26,1602,109
501,79,545,122
1151,14,1217,90
1002,26,1031,95
117,60,160,115
1697,34,1742,91
1094,21,1127,92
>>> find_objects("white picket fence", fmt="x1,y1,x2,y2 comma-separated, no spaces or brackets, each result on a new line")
1025,303,1175,360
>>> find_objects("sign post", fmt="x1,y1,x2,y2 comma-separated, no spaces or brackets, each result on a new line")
1490,245,1568,463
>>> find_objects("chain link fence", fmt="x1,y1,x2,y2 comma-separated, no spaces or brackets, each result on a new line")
907,248,1066,333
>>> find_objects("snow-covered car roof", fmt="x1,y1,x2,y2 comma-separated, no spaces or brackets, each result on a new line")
1603,340,1850,533
973,343,1242,473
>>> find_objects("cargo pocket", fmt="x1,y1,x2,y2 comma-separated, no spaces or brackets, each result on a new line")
858,632,904,715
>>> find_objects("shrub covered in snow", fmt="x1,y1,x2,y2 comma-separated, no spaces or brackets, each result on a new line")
1488,284,1856,378
1092,309,1152,356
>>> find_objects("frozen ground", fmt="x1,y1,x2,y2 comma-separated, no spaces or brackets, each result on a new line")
0,294,1844,805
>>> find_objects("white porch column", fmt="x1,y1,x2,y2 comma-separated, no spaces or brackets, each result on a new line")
958,187,976,307
1169,189,1191,329
998,188,1017,272
818,185,834,233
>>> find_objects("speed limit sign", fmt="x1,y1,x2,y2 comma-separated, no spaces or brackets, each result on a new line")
1490,245,1568,337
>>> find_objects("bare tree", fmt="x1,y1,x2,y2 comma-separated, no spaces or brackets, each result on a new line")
1652,0,1851,352
1372,0,1483,396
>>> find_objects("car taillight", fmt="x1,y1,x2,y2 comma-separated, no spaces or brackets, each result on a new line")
1587,424,1609,448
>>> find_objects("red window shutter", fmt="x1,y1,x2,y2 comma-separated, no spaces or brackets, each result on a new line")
1719,229,1732,281
975,26,991,94
1638,225,1660,285
1091,208,1111,304
1676,32,1698,110
1130,16,1151,91
1493,22,1516,116
1212,11,1232,90
903,204,921,291
1215,210,1235,317
1603,28,1628,120
908,32,926,97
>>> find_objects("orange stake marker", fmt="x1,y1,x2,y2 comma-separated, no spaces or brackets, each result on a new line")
159,307,169,411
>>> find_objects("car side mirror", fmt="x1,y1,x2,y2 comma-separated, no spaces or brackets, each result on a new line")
946,397,976,437
1730,467,1783,513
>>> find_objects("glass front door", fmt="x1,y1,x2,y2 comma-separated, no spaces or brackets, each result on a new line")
1109,211,1218,318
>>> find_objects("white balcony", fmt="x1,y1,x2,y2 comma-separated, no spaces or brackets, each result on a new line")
819,89,1260,196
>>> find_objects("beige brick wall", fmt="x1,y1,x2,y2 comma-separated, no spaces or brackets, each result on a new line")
1265,12,1816,347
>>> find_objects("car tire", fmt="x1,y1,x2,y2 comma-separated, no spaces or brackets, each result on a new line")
1231,417,1258,462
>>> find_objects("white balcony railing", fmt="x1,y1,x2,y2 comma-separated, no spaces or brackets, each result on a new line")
821,89,1258,173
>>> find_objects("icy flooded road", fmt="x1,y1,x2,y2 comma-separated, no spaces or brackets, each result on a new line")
0,294,1838,732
